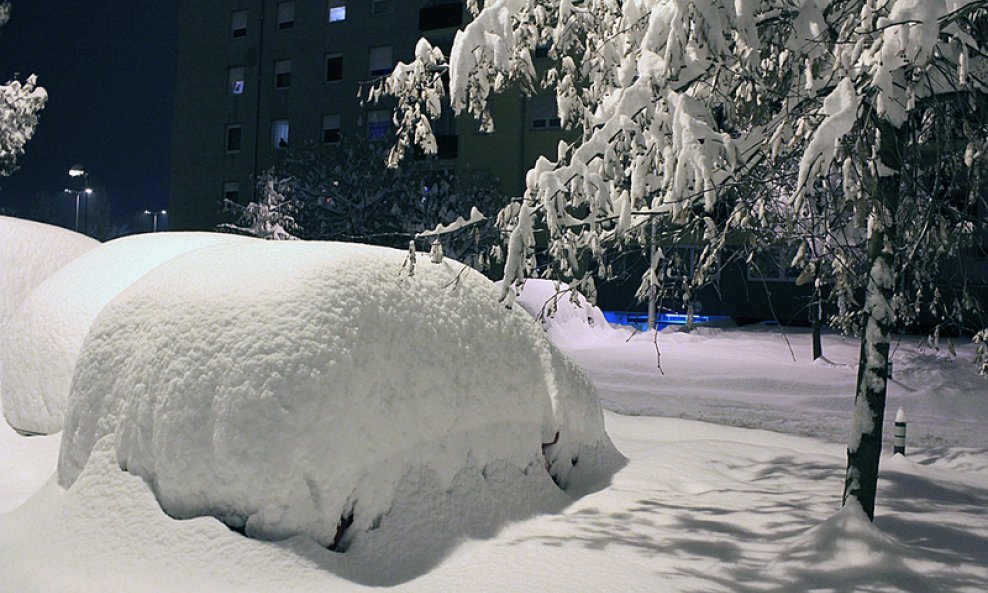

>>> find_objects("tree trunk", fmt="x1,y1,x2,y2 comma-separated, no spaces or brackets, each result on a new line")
811,294,823,361
842,122,903,521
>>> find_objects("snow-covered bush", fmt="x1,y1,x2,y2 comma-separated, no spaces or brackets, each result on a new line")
220,174,300,240
506,278,617,343
1,232,257,435
0,216,97,333
58,241,619,550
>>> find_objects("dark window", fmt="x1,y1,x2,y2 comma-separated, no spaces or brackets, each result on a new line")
226,125,243,152
275,60,292,89
277,2,295,29
372,0,394,16
419,3,463,31
322,114,341,144
223,181,240,202
326,54,343,82
369,46,393,77
231,10,248,38
436,135,458,159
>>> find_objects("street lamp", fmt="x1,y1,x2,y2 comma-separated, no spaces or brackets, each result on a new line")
144,209,167,232
65,166,92,232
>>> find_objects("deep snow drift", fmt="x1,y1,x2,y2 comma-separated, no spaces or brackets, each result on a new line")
57,241,620,553
0,216,97,332
1,232,257,435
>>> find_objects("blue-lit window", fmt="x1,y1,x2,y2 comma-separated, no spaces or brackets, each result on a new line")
367,110,391,140
328,1,346,22
228,66,245,95
272,120,290,149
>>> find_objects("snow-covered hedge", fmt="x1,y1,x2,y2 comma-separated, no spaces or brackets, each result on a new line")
58,241,619,549
508,279,616,343
1,232,257,435
0,216,97,333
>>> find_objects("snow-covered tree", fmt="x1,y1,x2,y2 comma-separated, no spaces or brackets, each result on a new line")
0,2,46,177
260,136,508,269
219,174,300,240
379,0,988,521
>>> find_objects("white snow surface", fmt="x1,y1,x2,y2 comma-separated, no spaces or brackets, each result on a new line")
57,241,619,550
0,216,98,333
506,278,615,342
2,412,985,592
1,231,257,435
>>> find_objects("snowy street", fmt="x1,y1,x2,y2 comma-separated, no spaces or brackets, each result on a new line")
2,320,987,592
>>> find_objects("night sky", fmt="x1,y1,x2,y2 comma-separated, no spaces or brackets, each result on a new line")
0,0,177,234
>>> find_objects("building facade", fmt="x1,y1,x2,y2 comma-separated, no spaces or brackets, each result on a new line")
169,0,569,231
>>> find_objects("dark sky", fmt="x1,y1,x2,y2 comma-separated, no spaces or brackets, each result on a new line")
0,0,177,233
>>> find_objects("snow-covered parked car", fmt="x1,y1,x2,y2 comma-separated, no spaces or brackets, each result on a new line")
1,232,257,435
0,216,98,334
57,241,620,551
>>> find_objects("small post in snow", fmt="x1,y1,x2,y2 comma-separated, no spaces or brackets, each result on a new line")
893,407,907,456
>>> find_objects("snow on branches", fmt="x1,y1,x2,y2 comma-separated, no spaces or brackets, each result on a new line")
0,3,46,177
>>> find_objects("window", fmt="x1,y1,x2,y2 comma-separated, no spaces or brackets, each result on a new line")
372,0,394,16
322,114,341,144
529,95,561,129
367,110,391,140
328,1,346,22
747,247,800,282
368,46,393,77
223,181,240,202
325,54,343,82
275,59,292,89
272,120,290,149
228,67,245,95
419,3,462,30
277,2,295,29
231,10,248,38
226,125,243,152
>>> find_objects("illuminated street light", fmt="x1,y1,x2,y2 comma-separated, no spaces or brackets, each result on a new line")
144,209,167,232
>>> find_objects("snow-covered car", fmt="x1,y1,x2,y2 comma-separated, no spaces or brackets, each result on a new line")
2,232,257,435
58,241,620,551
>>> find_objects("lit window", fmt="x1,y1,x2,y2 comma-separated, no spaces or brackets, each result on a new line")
368,46,393,77
228,66,245,95
367,110,391,140
223,181,240,202
272,120,290,149
322,114,341,144
328,1,346,22
325,54,343,82
226,125,243,152
372,0,394,16
529,95,561,129
275,60,292,89
231,10,248,38
277,2,295,29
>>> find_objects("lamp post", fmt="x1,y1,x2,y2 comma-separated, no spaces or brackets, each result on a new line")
66,165,92,232
144,209,167,232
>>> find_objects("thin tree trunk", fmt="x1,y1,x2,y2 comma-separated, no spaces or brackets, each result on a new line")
812,269,823,360
842,121,903,521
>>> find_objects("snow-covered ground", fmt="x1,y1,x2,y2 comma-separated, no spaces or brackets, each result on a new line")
1,270,986,591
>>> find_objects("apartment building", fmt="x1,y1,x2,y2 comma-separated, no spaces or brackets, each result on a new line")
169,0,570,230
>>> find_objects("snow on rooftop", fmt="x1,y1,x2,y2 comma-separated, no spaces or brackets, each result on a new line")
57,241,620,552
1,232,258,435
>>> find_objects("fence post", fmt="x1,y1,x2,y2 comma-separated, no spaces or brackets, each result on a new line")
893,407,906,456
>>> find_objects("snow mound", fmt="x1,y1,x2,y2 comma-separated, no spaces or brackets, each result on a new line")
508,279,616,342
1,232,257,435
0,216,98,333
58,241,619,551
